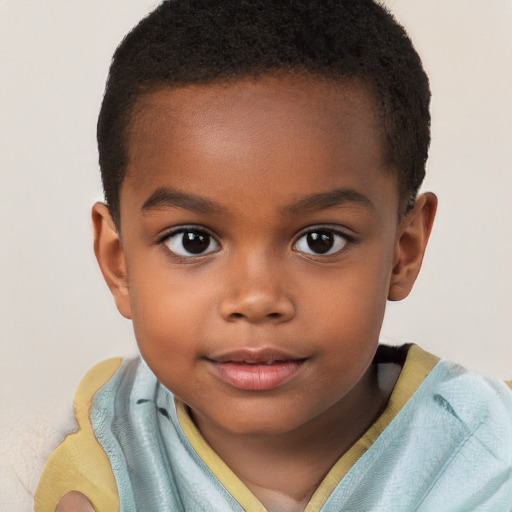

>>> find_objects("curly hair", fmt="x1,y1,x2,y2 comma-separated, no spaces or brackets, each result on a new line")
97,0,430,226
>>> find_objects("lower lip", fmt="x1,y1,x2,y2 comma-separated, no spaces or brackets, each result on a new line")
210,360,304,391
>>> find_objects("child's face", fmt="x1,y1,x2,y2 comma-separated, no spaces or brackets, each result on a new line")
95,75,429,436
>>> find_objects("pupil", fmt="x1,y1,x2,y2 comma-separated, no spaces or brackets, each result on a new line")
183,231,210,254
307,231,334,254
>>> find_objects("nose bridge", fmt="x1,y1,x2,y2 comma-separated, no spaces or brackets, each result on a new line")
220,246,295,323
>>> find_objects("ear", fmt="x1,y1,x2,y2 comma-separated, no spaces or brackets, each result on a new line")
388,192,437,301
92,203,132,319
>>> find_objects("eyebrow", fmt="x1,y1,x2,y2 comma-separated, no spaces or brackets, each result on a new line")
141,186,374,217
280,188,375,215
141,187,226,215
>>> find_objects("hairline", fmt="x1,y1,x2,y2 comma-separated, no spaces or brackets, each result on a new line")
109,70,409,228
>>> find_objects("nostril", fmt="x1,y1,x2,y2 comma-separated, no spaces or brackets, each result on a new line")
228,311,281,320
221,294,295,323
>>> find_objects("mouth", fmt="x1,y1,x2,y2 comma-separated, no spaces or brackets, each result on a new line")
206,348,307,391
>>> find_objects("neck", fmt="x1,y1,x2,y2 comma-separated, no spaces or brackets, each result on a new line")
191,362,400,511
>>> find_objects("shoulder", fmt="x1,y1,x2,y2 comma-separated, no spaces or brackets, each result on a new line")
428,359,512,429
394,344,512,433
409,354,512,478
374,346,512,509
407,357,512,509
73,357,124,418
385,344,512,464
34,358,129,512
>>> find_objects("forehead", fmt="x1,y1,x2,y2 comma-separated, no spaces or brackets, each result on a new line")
122,74,397,217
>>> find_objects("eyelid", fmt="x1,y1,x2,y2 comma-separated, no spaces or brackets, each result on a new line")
157,225,221,259
292,224,354,256
156,224,219,244
293,224,355,243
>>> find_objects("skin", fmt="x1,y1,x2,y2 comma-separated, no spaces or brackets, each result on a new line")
55,492,95,512
62,74,436,512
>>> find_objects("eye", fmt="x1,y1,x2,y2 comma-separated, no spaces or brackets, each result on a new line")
293,228,348,256
163,228,220,257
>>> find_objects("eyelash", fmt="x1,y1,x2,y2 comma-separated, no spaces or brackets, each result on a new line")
157,226,220,260
292,226,354,257
157,225,354,260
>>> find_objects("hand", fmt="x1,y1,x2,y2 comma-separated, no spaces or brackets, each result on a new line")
55,491,95,512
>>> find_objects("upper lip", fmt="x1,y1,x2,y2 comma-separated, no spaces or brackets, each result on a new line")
206,347,306,364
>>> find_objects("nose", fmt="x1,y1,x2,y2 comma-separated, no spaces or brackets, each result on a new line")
219,253,295,324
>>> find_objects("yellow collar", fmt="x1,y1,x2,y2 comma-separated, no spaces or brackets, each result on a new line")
175,344,439,512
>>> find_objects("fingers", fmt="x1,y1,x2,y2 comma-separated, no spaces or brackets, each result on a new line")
55,491,95,512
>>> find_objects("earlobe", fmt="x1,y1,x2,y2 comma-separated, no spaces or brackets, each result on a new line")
388,192,437,301
92,203,132,319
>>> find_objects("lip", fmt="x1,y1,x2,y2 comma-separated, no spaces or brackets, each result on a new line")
206,347,306,391
208,347,304,364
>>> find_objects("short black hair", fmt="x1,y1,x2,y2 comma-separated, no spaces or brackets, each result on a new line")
98,0,430,226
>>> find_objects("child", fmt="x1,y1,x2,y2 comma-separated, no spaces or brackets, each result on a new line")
35,0,512,511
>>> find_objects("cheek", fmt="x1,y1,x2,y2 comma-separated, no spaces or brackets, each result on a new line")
300,253,393,375
127,267,212,362
305,256,391,328
129,284,207,397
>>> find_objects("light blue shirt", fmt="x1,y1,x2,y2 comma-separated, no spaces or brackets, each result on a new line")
90,350,512,511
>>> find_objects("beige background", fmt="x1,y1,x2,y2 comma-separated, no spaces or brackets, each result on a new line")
1,0,511,436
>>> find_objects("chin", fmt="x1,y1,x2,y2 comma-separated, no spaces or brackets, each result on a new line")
212,405,313,437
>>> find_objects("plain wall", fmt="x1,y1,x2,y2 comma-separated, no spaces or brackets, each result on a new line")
1,0,511,434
